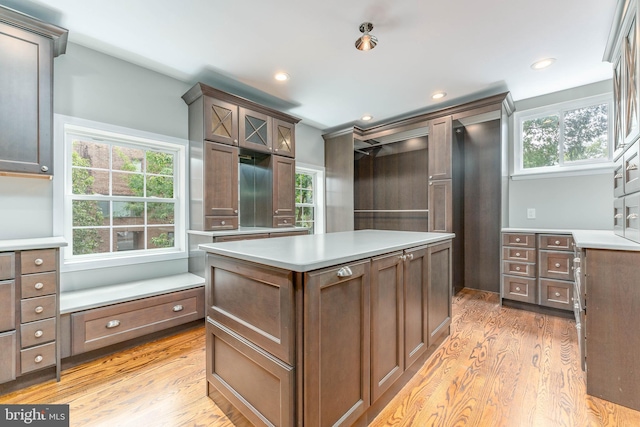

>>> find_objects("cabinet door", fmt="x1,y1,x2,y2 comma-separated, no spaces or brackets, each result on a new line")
0,330,16,384
273,155,295,218
614,196,625,236
0,279,15,332
614,56,625,158
428,115,452,180
403,246,428,370
239,107,272,154
428,241,452,345
0,22,53,176
624,140,640,194
204,142,238,219
203,96,238,146
428,179,452,232
370,252,404,403
624,17,640,146
304,260,370,427
273,119,295,158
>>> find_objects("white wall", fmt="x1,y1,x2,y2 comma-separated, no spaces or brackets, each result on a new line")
295,123,324,167
507,80,614,229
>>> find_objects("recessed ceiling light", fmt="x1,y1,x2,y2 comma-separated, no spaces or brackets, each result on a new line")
432,92,447,100
274,72,290,81
361,115,373,121
531,58,556,70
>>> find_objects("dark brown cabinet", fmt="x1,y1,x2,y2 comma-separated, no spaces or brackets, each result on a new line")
428,241,452,344
428,115,453,233
239,107,272,153
203,96,238,146
0,6,67,177
428,179,452,233
403,246,428,370
272,155,296,227
204,142,238,229
273,119,295,158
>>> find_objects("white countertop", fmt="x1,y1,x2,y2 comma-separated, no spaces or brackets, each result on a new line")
188,226,308,237
200,229,455,272
0,236,67,251
502,228,640,251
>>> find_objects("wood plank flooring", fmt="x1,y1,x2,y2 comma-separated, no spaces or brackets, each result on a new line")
1,288,639,426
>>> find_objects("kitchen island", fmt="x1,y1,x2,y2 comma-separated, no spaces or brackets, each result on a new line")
200,230,454,427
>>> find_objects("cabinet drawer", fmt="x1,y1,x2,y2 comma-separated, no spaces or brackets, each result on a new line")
272,216,295,228
0,252,15,280
20,317,56,348
71,287,204,355
538,234,574,251
625,192,640,243
204,216,238,231
214,233,269,243
0,280,16,332
20,341,55,374
21,249,56,275
624,140,640,194
502,233,535,248
539,278,573,311
502,275,536,304
502,261,535,277
270,230,309,238
539,251,573,280
502,247,535,262
21,271,56,298
21,294,56,323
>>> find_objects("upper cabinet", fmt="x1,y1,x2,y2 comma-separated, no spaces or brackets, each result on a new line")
273,118,296,157
428,115,453,181
203,96,238,146
0,6,68,177
239,107,272,153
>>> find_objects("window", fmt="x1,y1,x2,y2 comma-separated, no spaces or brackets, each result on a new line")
54,116,186,269
295,164,325,234
515,95,613,175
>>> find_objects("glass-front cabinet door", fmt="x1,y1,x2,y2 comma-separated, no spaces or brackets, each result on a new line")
273,119,295,158
203,97,238,146
239,107,272,154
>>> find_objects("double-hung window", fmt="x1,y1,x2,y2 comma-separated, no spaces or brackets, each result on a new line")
55,116,186,268
514,94,613,176
295,164,325,234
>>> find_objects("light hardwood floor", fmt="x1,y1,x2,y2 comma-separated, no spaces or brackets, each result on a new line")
1,289,639,426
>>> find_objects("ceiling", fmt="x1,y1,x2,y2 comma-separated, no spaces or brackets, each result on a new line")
3,0,617,131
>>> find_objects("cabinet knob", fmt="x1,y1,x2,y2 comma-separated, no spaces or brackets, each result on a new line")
515,287,521,292
627,213,639,220
406,253,414,261
172,305,184,312
34,282,44,290
106,320,121,329
555,263,561,268
221,221,226,225
515,266,521,271
515,238,521,243
275,210,279,214
34,306,44,314
234,210,238,214
233,139,238,143
34,355,43,364
275,148,278,152
626,163,638,171
429,175,433,179
34,258,44,266
41,166,49,172
515,252,521,257
554,292,561,297
337,266,353,277
34,330,43,338
283,219,288,224
554,240,560,245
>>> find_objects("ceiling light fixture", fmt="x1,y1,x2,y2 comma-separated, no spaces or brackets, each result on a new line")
274,72,290,81
355,22,378,51
361,115,373,121
432,92,447,100
530,58,556,70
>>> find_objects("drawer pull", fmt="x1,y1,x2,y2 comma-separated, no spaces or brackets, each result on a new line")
554,240,560,245
555,292,561,297
614,172,623,179
283,219,288,224
615,213,624,219
221,221,226,226
337,266,353,277
628,213,639,220
515,238,521,243
34,355,43,364
172,304,184,312
34,282,44,290
106,320,121,329
34,258,44,266
34,306,44,314
515,252,521,257
34,330,43,338
515,287,521,292
515,266,521,271
626,163,638,171
405,253,414,261
555,263,561,268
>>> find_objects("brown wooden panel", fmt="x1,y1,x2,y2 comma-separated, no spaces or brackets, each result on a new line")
502,233,536,248
204,142,238,218
304,260,370,427
20,341,55,374
205,216,238,231
239,107,272,154
538,234,574,251
428,241,452,345
586,249,640,411
273,118,295,158
206,320,294,427
208,255,294,364
539,278,573,311
502,247,535,263
428,115,452,180
0,252,14,280
71,287,204,355
502,261,535,277
203,96,238,146
0,330,16,383
0,280,15,332
21,294,56,323
370,252,404,403
428,179,452,232
403,246,428,369
502,275,536,304
214,233,269,243
269,230,308,238
20,271,56,299
272,155,295,217
20,249,56,275
538,250,573,281
20,317,56,348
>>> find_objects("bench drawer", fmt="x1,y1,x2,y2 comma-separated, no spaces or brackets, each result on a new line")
71,287,204,355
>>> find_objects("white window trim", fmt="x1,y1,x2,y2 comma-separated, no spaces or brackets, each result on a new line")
53,114,188,272
295,162,325,234
512,93,614,178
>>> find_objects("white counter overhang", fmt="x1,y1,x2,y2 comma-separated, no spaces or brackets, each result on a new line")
0,236,67,251
199,229,455,272
502,228,640,251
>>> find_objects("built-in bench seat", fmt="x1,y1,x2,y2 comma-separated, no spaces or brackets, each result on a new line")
59,273,205,360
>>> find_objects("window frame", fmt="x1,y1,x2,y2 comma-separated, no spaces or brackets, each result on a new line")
295,163,325,234
53,115,187,272
513,93,614,178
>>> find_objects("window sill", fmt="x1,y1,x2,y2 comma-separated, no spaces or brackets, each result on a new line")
61,249,187,273
511,163,613,180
